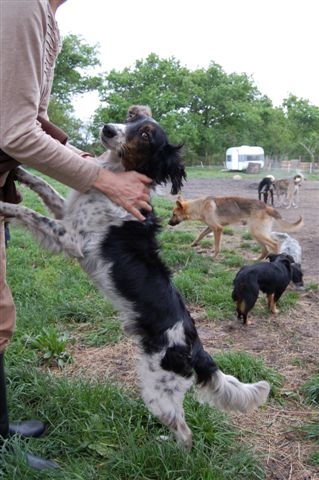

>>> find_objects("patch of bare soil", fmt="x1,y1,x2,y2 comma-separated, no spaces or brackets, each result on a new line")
58,176,319,480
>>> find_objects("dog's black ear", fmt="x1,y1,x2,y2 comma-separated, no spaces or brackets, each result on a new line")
168,144,186,195
157,143,186,195
285,254,295,263
266,253,277,262
291,263,304,286
281,258,292,272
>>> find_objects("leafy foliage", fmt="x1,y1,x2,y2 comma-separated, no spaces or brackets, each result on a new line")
49,37,319,164
48,34,102,149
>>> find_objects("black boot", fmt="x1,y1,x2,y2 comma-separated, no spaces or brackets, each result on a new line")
0,352,59,470
8,419,46,438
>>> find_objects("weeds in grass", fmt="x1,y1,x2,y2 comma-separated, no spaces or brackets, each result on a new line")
301,375,319,405
24,327,73,369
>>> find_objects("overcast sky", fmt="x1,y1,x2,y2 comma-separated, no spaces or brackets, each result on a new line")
56,0,318,119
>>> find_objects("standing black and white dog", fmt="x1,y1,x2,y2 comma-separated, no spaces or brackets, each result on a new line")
258,175,275,205
0,107,270,449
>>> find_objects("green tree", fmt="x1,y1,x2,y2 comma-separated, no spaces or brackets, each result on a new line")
88,52,318,166
283,95,319,166
93,56,274,163
48,34,102,148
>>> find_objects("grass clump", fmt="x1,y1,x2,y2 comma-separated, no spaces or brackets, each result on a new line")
301,375,319,405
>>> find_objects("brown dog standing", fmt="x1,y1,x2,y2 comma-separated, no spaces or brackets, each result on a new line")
168,196,303,259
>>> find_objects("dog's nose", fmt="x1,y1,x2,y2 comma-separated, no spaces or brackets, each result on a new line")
102,124,117,138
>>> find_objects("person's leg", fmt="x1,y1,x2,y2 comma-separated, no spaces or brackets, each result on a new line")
0,218,58,469
0,218,16,354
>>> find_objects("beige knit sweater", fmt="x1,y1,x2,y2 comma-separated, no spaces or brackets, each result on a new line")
0,0,100,191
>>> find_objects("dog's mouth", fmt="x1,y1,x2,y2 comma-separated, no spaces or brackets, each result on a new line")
100,133,118,151
168,217,181,226
121,154,148,173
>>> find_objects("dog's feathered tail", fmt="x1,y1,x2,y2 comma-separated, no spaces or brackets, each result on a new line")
197,369,270,412
266,207,304,232
192,345,270,413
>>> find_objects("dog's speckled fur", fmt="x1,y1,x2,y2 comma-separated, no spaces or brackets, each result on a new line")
0,107,270,449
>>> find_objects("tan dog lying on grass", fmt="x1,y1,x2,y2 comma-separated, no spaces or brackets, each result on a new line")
168,196,303,259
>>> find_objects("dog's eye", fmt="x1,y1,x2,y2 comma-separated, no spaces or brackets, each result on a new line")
141,131,149,141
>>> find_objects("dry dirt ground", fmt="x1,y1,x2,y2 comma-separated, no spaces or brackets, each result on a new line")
60,176,319,480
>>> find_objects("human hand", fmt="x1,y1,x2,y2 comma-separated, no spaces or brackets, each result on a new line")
92,169,152,221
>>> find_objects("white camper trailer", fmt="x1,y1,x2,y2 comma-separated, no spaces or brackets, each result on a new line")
225,145,265,171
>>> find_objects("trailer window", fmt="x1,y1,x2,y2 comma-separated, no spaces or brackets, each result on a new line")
239,154,264,162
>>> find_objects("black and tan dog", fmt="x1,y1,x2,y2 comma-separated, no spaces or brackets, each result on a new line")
168,195,303,260
232,253,294,325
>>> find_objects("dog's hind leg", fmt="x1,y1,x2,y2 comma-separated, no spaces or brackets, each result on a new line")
137,353,193,450
233,286,258,325
14,167,65,219
254,244,269,261
191,226,212,247
212,227,223,257
0,202,82,257
254,237,279,261
235,301,248,324
250,219,278,260
266,293,278,314
271,287,287,313
270,189,274,206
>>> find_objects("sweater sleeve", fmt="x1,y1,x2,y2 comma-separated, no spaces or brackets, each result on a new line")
0,0,101,193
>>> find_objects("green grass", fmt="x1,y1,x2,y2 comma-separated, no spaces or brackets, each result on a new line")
2,367,266,479
301,375,319,406
1,172,304,478
185,166,319,181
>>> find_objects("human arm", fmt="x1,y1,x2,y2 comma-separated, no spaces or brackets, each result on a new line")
0,0,99,192
0,1,151,220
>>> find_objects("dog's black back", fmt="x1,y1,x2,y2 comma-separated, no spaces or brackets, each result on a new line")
232,254,292,323
258,177,274,205
99,212,217,382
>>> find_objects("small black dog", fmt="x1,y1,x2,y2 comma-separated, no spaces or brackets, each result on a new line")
258,175,275,205
232,253,293,325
